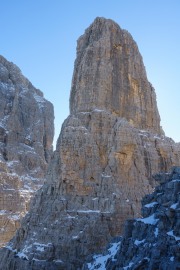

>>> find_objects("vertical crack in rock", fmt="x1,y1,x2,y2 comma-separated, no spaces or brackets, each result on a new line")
0,17,179,270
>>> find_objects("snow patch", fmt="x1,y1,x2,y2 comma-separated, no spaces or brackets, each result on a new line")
153,136,161,139
34,242,52,252
172,179,180,182
123,262,134,270
167,230,180,241
72,236,79,240
134,239,145,246
137,214,159,225
6,244,17,253
170,203,178,209
16,251,29,260
101,173,111,178
87,240,121,270
0,210,7,215
32,258,47,262
67,215,76,219
77,210,100,213
53,259,63,263
154,228,159,237
93,109,105,112
144,202,158,208
10,214,20,220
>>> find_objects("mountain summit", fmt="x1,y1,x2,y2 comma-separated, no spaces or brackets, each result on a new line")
70,17,161,134
0,17,179,270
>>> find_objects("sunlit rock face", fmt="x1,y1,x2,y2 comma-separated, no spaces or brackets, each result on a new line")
0,18,179,270
70,17,161,134
0,55,54,247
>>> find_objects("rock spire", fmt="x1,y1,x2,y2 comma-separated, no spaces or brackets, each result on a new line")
0,17,179,270
70,17,161,134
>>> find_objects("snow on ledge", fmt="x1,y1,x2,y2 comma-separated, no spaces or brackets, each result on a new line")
123,262,134,270
134,239,145,246
16,251,29,260
170,203,178,210
167,230,180,241
144,202,158,208
137,214,159,225
77,210,100,213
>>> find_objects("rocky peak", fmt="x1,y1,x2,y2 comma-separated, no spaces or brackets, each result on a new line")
70,17,161,134
0,55,54,246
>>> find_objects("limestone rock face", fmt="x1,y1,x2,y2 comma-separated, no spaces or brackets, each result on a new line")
0,55,54,247
0,18,179,270
86,167,180,270
70,17,161,134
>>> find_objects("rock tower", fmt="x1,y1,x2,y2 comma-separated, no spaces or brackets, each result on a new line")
0,18,179,270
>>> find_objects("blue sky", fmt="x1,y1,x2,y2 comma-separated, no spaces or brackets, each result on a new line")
1,1,180,146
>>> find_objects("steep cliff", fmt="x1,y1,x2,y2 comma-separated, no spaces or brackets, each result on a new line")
85,167,180,270
0,17,179,270
0,55,54,246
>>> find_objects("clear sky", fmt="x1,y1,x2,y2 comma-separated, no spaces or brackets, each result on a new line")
1,1,180,147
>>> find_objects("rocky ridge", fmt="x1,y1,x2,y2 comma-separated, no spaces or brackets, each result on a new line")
0,17,180,269
0,55,54,246
84,167,180,270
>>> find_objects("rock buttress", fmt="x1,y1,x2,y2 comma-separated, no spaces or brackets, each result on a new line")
0,55,54,247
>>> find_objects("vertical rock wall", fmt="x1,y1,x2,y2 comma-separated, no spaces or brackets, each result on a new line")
0,55,54,246
70,18,161,134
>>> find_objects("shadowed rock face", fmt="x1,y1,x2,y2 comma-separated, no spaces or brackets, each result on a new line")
0,55,54,246
0,17,179,270
85,167,180,270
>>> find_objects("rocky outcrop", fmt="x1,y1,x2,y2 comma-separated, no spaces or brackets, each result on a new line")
0,17,179,270
86,166,180,270
0,55,54,246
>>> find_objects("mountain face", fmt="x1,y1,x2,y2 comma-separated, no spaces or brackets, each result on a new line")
0,17,180,269
84,167,180,270
0,55,54,246
70,18,161,134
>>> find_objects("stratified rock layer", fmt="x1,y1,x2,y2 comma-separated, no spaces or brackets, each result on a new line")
0,55,54,246
87,167,180,270
0,18,179,270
